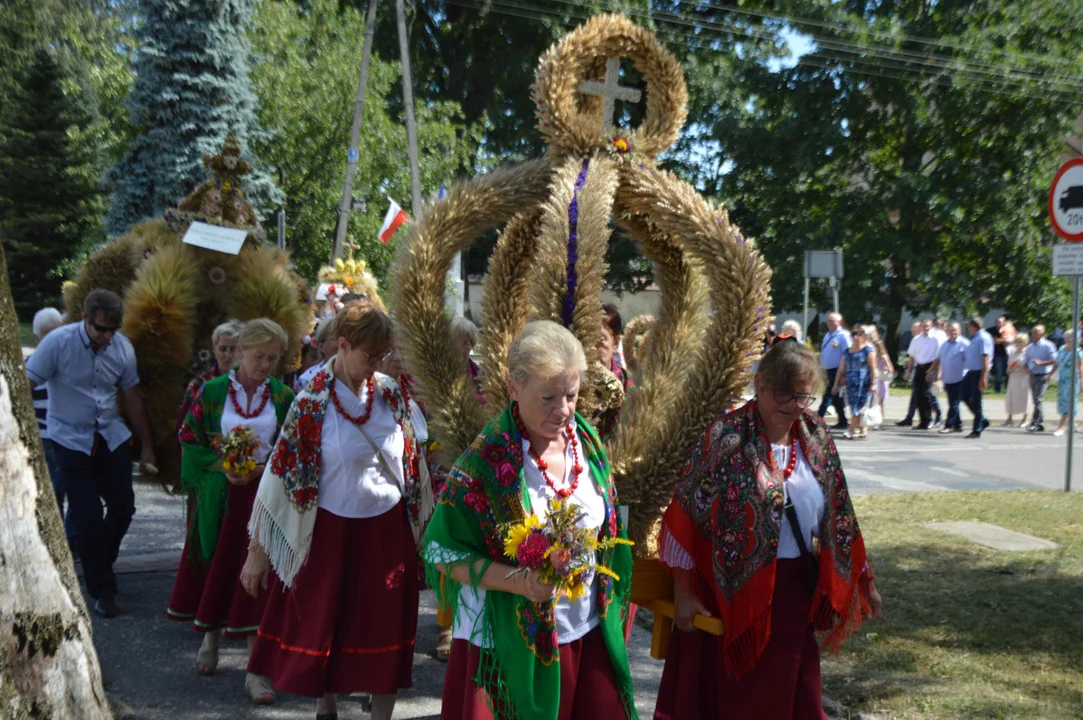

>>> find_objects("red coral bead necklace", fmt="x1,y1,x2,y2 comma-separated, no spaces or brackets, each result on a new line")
331,376,375,425
771,434,800,480
229,378,270,419
512,403,583,498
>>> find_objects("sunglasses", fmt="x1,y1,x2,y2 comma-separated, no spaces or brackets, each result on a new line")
90,321,121,335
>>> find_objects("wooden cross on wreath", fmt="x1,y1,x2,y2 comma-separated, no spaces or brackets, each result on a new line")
579,57,642,131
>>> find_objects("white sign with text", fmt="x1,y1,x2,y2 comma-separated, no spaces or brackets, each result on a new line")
181,222,248,255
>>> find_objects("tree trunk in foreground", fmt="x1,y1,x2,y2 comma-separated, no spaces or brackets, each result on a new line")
0,238,111,718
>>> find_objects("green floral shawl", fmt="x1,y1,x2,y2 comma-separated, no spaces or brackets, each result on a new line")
178,374,294,564
422,405,637,720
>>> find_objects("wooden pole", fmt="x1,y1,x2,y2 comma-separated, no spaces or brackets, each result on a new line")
331,0,380,261
395,0,423,217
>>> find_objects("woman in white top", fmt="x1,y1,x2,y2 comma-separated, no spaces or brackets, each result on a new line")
1004,334,1031,427
423,321,636,720
655,338,881,720
168,319,294,704
242,303,431,720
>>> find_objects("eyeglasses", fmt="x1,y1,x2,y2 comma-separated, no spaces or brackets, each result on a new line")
773,390,817,409
360,347,395,366
90,321,120,335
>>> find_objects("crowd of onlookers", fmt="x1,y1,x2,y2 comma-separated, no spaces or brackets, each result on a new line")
766,313,1083,439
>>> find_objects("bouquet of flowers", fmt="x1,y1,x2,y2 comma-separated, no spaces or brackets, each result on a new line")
503,497,633,601
214,425,261,477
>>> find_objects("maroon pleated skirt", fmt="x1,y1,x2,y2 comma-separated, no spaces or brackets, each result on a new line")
441,628,627,720
166,483,267,637
247,503,418,698
653,558,827,720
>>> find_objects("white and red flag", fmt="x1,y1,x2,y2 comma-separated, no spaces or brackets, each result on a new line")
378,198,409,244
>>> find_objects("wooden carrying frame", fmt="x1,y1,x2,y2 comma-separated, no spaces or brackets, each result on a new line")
630,557,723,659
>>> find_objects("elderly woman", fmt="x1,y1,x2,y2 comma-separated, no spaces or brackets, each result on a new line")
176,320,242,432
425,320,636,720
30,307,73,547
832,324,878,439
654,339,881,720
243,303,429,720
451,315,485,404
1005,334,1031,427
166,319,294,703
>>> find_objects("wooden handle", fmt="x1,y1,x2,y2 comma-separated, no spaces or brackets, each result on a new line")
650,599,724,636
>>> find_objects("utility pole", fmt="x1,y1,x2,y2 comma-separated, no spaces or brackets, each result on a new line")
331,0,379,261
395,0,423,217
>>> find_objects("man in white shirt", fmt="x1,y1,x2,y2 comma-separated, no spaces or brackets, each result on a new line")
899,320,941,429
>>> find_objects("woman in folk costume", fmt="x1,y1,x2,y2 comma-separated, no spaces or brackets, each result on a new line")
451,315,485,405
425,321,637,720
175,320,242,433
654,339,882,720
166,319,294,705
242,302,432,720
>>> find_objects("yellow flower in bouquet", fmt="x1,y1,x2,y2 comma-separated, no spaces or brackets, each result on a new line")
502,497,633,601
214,425,261,476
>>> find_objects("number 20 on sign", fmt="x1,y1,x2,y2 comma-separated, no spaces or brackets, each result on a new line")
1049,158,1083,241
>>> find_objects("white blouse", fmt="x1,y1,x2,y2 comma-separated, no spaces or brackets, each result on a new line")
318,374,405,519
221,372,277,464
660,442,825,569
443,421,607,647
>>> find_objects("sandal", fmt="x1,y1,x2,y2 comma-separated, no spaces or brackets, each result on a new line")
245,674,276,705
436,626,453,662
195,639,218,676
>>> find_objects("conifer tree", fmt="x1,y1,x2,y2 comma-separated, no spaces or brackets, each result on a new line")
0,48,105,320
105,0,280,235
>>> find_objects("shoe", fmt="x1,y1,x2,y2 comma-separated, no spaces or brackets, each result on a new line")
932,418,943,428
895,419,913,427
832,422,848,430
1001,419,1013,427
1054,428,1066,437
937,427,955,434
244,674,276,706
93,596,118,619
965,431,981,438
913,424,931,431
981,419,990,431
1028,425,1045,433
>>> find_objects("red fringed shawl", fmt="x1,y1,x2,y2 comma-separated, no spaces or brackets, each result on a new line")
662,401,874,678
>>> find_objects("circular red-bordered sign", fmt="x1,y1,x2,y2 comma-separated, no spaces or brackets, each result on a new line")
1049,158,1083,242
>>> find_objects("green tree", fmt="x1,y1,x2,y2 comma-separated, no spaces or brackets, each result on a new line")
665,0,1082,356
249,0,480,283
0,48,107,319
106,0,281,235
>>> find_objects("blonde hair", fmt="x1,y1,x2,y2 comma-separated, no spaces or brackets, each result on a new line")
212,319,244,345
1014,334,1028,349
314,316,336,344
507,321,588,385
237,318,288,350
450,315,479,348
333,302,394,349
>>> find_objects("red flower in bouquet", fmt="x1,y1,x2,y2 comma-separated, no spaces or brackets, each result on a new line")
517,531,552,569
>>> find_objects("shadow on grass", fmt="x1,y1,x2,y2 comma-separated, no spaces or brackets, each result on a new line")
824,540,1083,717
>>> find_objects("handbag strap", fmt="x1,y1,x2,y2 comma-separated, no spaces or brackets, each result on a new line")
784,495,820,589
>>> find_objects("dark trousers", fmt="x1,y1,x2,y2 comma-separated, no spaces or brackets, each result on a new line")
1031,374,1051,428
818,367,846,422
52,436,135,600
992,355,1008,393
904,372,941,424
911,363,936,426
944,381,965,429
43,439,77,542
962,372,988,433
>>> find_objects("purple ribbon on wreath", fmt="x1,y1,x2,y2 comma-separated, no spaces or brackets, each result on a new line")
562,159,592,328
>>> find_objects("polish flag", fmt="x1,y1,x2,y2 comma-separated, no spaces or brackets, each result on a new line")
378,198,409,244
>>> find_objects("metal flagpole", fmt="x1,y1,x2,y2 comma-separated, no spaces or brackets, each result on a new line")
395,0,423,218
331,0,379,261
1067,276,1080,492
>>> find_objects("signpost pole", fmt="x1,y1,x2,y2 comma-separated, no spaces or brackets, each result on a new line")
1068,277,1080,492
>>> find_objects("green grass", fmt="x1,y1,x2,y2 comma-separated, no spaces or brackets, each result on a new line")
822,491,1083,719
18,322,34,348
